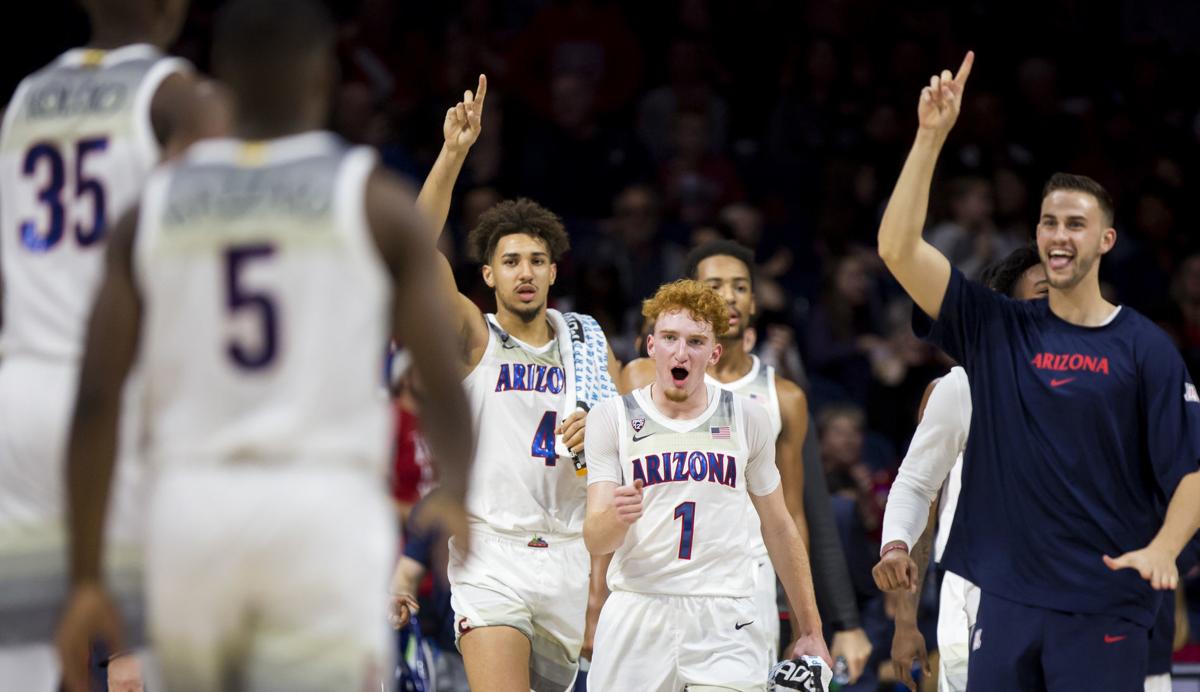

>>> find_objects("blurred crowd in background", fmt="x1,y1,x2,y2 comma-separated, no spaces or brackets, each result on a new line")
8,0,1200,686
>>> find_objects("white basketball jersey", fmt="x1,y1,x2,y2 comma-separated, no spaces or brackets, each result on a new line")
708,355,782,560
132,133,392,474
587,385,780,597
0,44,189,360
461,316,585,536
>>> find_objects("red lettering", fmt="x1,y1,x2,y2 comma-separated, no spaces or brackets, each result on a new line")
1099,357,1109,375
1031,353,1044,368
1053,354,1067,370
1068,354,1084,370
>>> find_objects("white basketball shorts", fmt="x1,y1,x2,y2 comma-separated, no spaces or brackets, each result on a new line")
447,528,589,692
145,466,395,692
588,590,768,691
937,570,980,692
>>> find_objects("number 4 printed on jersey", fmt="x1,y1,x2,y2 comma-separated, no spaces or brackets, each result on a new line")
531,411,557,466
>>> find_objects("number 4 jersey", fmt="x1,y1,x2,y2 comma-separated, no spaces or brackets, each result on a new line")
586,385,780,597
132,133,391,473
0,44,189,360
462,316,585,537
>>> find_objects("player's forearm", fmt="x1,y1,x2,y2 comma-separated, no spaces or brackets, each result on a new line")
64,394,121,585
877,130,945,265
583,512,629,556
1152,470,1200,556
762,516,822,636
881,460,946,551
415,144,468,241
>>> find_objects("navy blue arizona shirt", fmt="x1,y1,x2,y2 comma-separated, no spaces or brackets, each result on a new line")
915,268,1200,626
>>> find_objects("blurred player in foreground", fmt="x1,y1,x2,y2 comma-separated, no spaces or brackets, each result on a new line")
876,50,1200,690
584,279,829,690
0,0,226,687
55,0,472,689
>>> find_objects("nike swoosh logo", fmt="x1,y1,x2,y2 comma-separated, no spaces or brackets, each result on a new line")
735,620,755,630
1050,377,1076,388
632,432,657,442
1103,634,1126,644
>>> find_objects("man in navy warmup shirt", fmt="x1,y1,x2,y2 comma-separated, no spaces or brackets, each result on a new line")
874,51,1200,691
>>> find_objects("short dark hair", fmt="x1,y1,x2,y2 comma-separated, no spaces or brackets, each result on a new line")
213,0,334,86
1042,172,1115,227
979,245,1042,297
684,240,755,284
467,198,570,264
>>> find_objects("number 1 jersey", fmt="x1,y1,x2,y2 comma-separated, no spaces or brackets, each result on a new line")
0,44,188,360
587,385,780,597
132,133,391,474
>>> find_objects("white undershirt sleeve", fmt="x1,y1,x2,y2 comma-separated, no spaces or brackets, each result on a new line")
743,398,781,496
881,368,970,552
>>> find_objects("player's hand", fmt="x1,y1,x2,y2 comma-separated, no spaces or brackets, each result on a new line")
1103,543,1179,590
789,630,833,669
612,479,644,524
873,544,918,592
831,628,872,684
57,582,125,692
556,409,587,455
389,592,420,629
917,51,973,136
890,620,930,692
443,74,486,154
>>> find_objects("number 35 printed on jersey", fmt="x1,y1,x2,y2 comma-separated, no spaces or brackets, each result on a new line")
19,138,109,252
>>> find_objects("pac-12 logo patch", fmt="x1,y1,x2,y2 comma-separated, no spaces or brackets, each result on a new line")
1185,383,1200,404
631,418,646,432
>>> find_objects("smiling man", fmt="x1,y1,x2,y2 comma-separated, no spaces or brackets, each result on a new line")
583,280,829,691
876,51,1200,691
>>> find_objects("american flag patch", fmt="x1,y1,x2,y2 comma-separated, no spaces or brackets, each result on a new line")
1186,383,1200,404
710,425,731,439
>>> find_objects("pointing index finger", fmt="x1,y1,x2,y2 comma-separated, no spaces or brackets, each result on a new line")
476,74,488,107
955,51,975,86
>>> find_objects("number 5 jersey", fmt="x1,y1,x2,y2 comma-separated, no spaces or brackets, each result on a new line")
132,133,392,473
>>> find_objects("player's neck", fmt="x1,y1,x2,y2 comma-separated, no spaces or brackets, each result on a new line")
709,340,753,383
650,382,710,420
495,307,553,346
234,118,320,142
1048,274,1117,327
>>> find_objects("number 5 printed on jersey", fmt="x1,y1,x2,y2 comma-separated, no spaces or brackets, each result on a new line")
224,244,278,370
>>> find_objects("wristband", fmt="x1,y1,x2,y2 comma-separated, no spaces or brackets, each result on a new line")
880,541,909,559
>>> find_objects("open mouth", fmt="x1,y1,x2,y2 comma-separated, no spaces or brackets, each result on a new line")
670,367,688,386
1047,249,1074,272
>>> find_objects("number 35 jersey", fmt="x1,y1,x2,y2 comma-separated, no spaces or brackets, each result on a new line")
587,385,780,597
0,45,189,360
461,317,585,537
132,133,391,474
